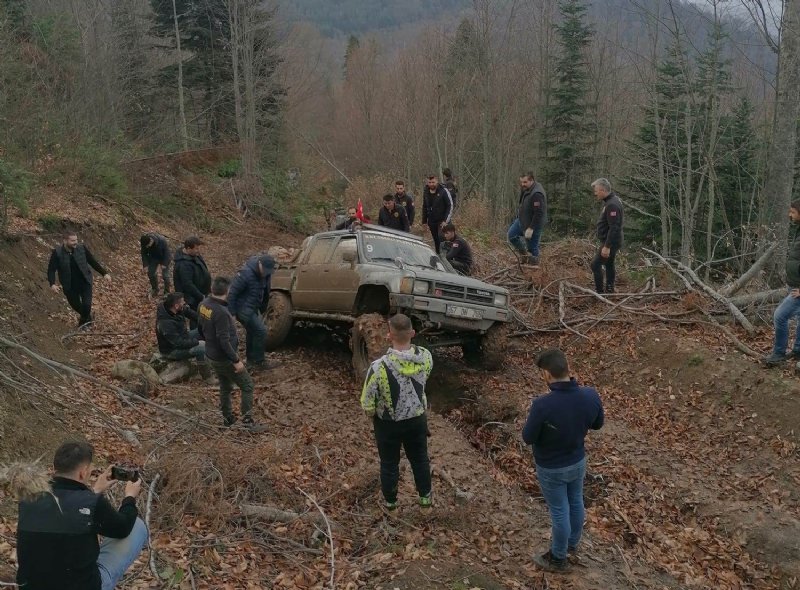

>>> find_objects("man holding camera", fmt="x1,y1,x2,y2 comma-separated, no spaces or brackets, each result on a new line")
16,440,147,590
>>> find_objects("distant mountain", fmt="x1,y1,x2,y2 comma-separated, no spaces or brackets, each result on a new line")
283,0,471,37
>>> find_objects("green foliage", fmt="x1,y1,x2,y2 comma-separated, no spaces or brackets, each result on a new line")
217,159,242,179
0,159,32,232
37,212,64,233
541,0,596,233
687,353,704,367
71,143,127,198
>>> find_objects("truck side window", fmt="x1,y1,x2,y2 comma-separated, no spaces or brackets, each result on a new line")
330,238,357,264
306,238,335,264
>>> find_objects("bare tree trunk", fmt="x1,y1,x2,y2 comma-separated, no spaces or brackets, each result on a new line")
171,0,188,151
763,0,800,274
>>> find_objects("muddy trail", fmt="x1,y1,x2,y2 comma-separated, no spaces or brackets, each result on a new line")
0,205,799,590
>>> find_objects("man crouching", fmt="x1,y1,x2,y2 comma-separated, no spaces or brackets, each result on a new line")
16,440,147,590
360,314,433,509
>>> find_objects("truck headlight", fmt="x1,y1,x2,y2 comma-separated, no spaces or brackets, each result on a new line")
413,280,430,294
400,277,414,294
494,293,507,306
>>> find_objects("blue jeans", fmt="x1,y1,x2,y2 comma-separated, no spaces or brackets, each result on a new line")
507,219,542,257
536,458,586,560
98,517,148,589
237,309,267,364
772,290,800,355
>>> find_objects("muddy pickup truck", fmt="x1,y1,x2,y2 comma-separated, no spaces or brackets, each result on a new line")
263,225,513,379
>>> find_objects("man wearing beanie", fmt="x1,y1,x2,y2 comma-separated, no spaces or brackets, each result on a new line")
140,232,172,298
228,254,278,372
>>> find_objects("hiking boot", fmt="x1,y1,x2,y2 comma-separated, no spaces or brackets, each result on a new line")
223,415,237,428
384,500,398,511
763,352,788,367
533,550,569,573
197,363,218,386
248,359,281,373
605,284,615,294
418,494,432,508
788,349,800,360
241,418,268,434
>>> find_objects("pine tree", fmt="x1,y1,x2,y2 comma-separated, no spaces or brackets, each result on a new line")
344,34,360,79
541,0,596,233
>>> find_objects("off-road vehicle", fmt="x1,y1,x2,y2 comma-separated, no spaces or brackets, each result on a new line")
264,225,513,379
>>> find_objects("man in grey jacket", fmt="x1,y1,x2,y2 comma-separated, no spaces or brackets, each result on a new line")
765,201,800,366
508,172,547,265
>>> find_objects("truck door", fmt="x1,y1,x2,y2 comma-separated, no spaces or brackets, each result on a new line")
292,237,336,311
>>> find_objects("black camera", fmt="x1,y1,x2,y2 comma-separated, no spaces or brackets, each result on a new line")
110,466,140,482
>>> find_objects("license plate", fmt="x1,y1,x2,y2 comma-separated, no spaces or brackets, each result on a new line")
446,305,482,319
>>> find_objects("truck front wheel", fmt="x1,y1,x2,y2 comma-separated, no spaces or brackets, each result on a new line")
351,313,389,383
477,322,510,370
263,292,293,351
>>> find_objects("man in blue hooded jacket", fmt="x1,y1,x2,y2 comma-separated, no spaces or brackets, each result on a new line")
228,254,277,371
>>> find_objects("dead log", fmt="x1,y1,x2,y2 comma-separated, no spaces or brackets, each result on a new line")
643,248,755,334
718,242,779,297
729,288,785,308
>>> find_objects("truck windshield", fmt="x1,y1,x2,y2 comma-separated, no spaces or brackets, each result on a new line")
362,234,450,272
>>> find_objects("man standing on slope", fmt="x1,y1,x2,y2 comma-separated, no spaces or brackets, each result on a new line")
140,232,171,298
47,230,112,330
507,172,547,266
591,178,624,293
173,236,211,328
228,254,278,372
394,180,416,225
523,349,604,573
361,314,433,510
421,175,453,254
764,201,800,367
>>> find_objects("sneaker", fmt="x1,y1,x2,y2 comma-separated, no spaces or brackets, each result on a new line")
418,494,432,508
533,550,569,572
605,284,615,294
384,500,398,511
789,350,800,360
763,352,788,367
223,415,237,428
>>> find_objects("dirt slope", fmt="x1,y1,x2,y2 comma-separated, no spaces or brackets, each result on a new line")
1,190,799,589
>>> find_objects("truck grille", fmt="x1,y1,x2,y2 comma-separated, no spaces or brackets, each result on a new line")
433,282,495,304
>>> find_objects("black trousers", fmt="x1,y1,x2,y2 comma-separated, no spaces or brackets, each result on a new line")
428,222,442,254
147,261,171,294
64,280,93,326
590,245,619,293
450,260,471,276
373,414,431,503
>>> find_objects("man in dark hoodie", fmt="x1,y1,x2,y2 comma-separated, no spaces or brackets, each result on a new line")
198,276,267,432
523,349,604,573
441,223,473,275
16,440,147,590
140,232,171,298
590,178,624,294
442,167,458,211
361,314,433,510
764,202,800,367
507,172,547,265
228,254,277,371
393,180,415,225
156,292,216,384
173,236,211,327
421,175,453,254
47,231,112,330
377,194,410,232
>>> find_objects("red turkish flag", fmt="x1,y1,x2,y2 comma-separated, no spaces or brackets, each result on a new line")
356,199,365,222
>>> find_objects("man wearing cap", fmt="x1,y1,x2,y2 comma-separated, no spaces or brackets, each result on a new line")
441,223,473,276
140,232,171,298
377,194,410,232
228,254,278,372
173,236,212,328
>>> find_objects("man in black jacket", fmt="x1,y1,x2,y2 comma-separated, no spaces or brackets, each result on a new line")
421,175,453,254
393,180,415,225
140,232,171,298
173,236,211,327
47,231,112,329
16,440,146,590
590,178,624,293
336,207,359,230
441,223,473,275
198,277,266,432
442,167,459,211
156,292,216,384
507,172,547,265
378,194,410,232
228,255,277,371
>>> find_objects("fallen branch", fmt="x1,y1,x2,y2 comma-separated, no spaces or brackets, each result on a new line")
718,242,779,297
698,309,760,358
729,288,784,308
146,473,162,579
297,488,335,590
559,282,587,339
643,248,755,333
431,463,473,503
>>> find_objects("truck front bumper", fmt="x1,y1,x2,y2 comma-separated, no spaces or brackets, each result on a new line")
389,293,511,332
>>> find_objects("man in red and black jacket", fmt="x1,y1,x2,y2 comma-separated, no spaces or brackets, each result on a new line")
16,440,146,590
590,178,624,293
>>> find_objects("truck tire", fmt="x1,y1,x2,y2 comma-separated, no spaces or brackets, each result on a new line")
480,322,510,370
264,291,293,351
351,313,389,383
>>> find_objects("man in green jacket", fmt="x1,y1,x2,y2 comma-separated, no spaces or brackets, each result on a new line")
765,201,800,366
361,314,433,509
